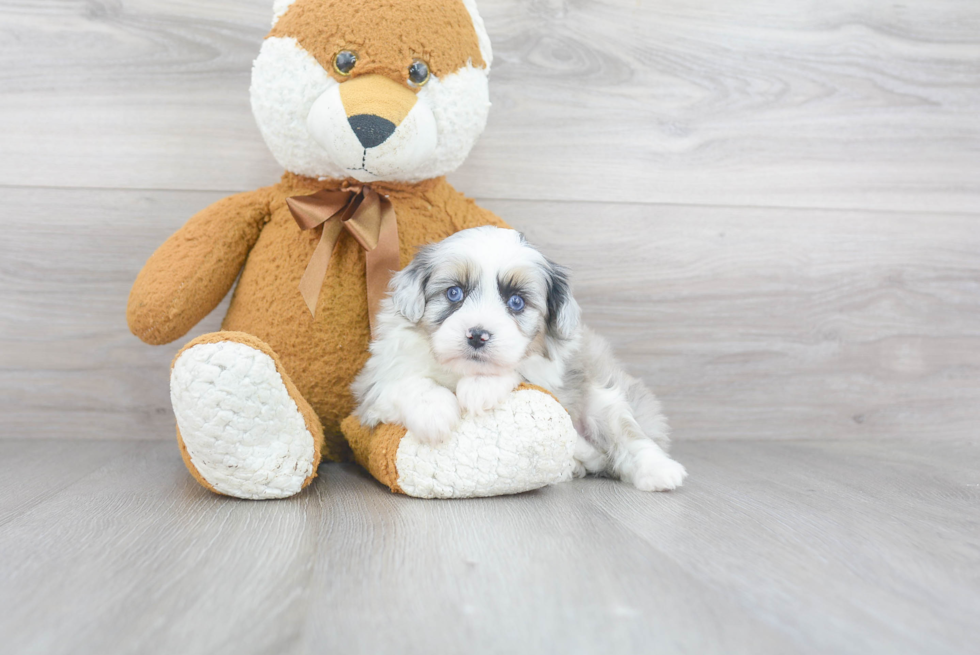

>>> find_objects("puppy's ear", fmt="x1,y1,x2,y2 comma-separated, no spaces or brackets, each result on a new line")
545,260,581,340
389,246,432,323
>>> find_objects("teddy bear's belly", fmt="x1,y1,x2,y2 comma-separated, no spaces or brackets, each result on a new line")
221,218,373,452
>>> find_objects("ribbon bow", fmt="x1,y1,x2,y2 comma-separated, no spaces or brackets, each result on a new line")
286,186,399,334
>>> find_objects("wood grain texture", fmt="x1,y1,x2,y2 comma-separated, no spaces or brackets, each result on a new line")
0,440,140,526
0,439,977,655
2,187,978,442
0,0,977,212
0,188,231,440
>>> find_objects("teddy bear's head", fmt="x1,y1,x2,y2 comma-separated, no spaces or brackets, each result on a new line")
251,0,492,184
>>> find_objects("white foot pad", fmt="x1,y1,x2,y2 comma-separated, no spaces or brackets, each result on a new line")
395,388,578,499
171,341,316,500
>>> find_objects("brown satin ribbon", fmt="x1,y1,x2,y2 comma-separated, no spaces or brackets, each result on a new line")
286,186,399,334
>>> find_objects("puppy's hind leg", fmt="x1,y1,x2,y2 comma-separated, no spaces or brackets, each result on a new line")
600,381,687,492
613,429,687,492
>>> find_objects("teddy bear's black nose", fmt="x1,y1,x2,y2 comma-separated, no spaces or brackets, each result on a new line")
348,114,397,149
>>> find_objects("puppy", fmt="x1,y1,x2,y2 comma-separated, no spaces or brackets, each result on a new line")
352,226,687,491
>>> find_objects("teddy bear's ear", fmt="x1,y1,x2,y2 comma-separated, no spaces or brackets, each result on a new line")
461,0,493,70
271,0,298,27
389,247,433,324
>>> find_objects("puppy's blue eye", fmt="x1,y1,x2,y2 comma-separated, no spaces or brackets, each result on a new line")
507,295,525,312
446,286,464,303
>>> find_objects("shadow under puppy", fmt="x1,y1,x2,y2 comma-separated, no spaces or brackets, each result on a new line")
352,226,687,491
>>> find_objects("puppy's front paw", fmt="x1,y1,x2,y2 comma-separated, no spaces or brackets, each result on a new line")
630,454,688,492
456,375,520,416
403,387,460,446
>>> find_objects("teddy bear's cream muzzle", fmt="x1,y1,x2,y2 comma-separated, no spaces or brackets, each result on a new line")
307,74,438,181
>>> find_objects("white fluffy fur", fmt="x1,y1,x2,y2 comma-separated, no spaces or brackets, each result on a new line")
251,3,492,183
353,227,688,491
251,37,348,180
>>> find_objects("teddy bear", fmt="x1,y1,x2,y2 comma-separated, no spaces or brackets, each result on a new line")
127,0,579,499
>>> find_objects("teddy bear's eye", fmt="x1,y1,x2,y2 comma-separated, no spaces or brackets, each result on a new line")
408,59,430,87
334,50,357,76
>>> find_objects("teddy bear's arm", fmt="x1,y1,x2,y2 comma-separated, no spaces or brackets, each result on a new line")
126,188,273,346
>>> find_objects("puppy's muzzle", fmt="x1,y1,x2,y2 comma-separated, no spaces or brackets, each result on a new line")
466,328,492,350
340,75,417,149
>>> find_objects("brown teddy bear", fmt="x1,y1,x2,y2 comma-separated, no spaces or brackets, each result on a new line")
127,0,578,499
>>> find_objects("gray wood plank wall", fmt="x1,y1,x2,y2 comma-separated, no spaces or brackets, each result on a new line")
1,0,978,442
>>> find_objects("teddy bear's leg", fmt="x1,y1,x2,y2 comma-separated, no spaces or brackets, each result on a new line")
170,331,325,500
341,385,579,499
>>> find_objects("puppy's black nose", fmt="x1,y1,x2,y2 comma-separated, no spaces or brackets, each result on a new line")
466,328,491,350
348,114,397,149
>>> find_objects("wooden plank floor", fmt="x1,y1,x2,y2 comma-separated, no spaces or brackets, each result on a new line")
0,438,977,655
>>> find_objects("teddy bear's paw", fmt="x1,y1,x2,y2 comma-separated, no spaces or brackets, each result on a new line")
171,339,318,500
395,386,578,499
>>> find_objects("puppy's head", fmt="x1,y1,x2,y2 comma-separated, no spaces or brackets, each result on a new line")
390,227,580,376
252,0,492,183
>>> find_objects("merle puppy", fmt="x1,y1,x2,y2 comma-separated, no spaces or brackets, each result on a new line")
352,226,687,491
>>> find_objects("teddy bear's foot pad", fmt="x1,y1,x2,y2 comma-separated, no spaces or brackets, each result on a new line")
345,386,579,499
171,338,317,500
399,388,579,498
